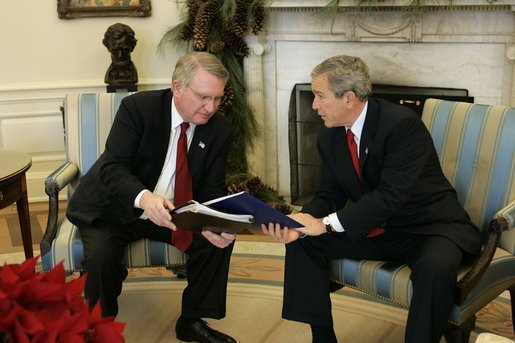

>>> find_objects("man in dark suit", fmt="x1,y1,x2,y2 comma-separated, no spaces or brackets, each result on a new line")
263,55,481,343
67,52,237,343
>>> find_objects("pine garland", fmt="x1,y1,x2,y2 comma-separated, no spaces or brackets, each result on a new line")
159,1,291,212
159,0,267,176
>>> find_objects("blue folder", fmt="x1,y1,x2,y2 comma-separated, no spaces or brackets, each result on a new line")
204,191,302,229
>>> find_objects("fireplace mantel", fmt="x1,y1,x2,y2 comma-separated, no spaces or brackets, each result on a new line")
266,0,513,10
244,2,514,197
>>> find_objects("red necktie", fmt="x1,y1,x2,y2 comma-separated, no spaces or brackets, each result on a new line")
346,129,361,181
172,122,193,252
346,129,384,238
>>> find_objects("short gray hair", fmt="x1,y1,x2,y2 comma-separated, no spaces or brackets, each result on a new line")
172,51,229,87
310,55,371,101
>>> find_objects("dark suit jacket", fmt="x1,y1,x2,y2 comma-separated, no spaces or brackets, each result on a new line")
302,98,481,255
67,89,233,227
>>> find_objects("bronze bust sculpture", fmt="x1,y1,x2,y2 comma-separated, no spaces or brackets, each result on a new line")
103,23,138,92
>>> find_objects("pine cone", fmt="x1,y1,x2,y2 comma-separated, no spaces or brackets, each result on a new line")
228,182,250,194
235,0,251,37
232,37,250,57
244,176,262,195
251,5,265,34
221,27,249,56
181,1,200,41
217,82,234,116
247,176,262,190
193,0,220,51
209,41,225,53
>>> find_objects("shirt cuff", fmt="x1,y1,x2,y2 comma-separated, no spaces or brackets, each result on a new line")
134,189,150,209
328,213,345,232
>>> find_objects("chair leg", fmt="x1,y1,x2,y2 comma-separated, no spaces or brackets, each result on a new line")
510,283,515,336
443,315,476,343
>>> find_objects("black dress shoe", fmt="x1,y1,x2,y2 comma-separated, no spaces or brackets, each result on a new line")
175,318,237,343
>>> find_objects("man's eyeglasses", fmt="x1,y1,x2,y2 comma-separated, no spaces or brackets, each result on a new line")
187,86,226,105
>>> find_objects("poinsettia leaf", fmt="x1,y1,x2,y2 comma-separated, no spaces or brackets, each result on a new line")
0,300,23,331
0,291,15,313
91,321,126,343
60,306,89,336
63,276,87,311
88,302,103,324
65,275,86,297
19,280,67,306
15,307,45,335
111,321,126,335
1,261,125,342
0,264,22,287
61,333,89,343
13,319,32,343
0,261,21,274
34,302,71,330
68,293,88,314
42,261,66,285
31,328,58,343
17,256,39,280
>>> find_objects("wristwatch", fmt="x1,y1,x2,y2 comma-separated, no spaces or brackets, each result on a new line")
323,216,334,233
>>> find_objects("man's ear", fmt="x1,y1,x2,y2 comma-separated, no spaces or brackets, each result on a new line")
172,80,183,94
345,91,356,108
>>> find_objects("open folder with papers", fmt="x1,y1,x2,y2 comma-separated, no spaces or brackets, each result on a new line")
171,191,302,233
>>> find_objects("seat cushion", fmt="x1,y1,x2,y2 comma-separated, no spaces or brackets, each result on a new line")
41,217,187,272
330,248,515,324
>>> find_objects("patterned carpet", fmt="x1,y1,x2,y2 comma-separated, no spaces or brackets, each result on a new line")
1,202,513,341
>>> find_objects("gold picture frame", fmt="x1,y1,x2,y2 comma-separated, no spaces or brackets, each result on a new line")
57,0,151,19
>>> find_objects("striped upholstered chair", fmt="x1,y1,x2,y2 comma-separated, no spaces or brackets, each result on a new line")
330,98,515,341
40,93,187,275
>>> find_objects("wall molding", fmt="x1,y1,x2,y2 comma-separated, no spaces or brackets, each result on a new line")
0,79,171,202
0,78,170,94
265,0,514,11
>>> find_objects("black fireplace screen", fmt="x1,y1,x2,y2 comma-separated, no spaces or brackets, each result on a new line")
288,83,473,206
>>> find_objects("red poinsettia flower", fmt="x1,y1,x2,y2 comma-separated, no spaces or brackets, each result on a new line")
0,257,126,342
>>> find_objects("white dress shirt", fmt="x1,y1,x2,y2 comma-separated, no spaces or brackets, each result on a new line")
136,98,196,219
327,101,368,232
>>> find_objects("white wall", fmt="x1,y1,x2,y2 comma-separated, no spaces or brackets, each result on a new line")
0,0,185,201
0,0,182,86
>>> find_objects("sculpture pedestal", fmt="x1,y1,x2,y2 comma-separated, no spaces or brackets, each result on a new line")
106,83,137,93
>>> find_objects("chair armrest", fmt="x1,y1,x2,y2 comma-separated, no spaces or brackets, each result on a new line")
40,162,80,256
45,161,80,195
455,199,515,304
496,199,515,229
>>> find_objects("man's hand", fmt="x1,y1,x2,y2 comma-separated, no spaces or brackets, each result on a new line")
289,213,327,236
202,231,236,249
139,191,176,230
261,213,328,244
261,223,303,244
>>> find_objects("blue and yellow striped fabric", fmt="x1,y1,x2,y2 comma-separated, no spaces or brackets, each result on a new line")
41,93,187,272
330,98,515,325
43,216,187,272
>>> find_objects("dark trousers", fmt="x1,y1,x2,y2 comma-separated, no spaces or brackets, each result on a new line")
282,230,465,343
78,220,233,318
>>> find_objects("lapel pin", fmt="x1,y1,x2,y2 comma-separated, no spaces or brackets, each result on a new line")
365,147,369,155
199,141,205,149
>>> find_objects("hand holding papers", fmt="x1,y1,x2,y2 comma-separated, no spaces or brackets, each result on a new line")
171,191,302,234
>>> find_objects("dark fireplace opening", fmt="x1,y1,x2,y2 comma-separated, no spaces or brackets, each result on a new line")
288,83,474,206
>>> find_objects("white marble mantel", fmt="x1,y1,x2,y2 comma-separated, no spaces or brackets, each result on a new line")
244,0,515,197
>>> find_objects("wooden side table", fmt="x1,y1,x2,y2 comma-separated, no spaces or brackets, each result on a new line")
0,150,33,259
